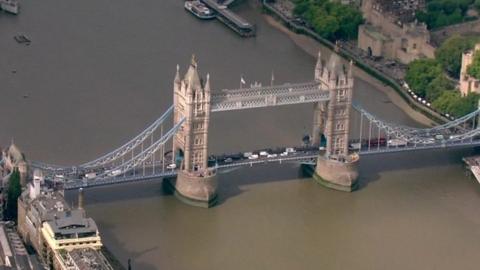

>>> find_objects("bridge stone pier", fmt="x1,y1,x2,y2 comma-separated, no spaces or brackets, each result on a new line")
312,53,359,191
168,56,218,208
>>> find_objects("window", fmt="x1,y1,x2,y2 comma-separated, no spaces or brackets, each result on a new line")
336,123,345,131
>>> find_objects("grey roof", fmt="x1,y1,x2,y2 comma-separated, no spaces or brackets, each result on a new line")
68,248,113,270
47,209,98,236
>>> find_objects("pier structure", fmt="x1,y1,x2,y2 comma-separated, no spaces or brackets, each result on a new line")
201,0,255,37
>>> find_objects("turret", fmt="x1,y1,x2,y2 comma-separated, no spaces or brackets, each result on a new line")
174,64,181,91
315,51,323,81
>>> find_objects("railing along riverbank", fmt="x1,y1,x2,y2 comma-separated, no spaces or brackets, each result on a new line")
262,0,449,124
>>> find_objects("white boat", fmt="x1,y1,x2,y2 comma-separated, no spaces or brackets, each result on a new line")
1,0,19,15
184,1,215,20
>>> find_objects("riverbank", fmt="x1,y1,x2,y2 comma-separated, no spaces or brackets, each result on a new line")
260,3,438,127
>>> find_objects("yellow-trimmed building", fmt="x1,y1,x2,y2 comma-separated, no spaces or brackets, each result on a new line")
40,209,103,269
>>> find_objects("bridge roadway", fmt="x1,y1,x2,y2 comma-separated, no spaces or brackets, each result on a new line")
60,137,480,190
200,0,255,37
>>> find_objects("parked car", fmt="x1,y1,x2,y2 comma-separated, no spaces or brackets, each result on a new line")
243,152,253,158
285,147,296,153
259,151,269,156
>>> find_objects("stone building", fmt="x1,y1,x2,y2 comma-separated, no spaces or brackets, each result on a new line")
460,44,480,96
358,0,435,64
17,177,113,270
2,143,28,187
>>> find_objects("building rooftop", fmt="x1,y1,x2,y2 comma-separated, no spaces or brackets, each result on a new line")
0,223,42,269
372,0,425,25
47,209,98,238
362,24,392,41
59,248,114,270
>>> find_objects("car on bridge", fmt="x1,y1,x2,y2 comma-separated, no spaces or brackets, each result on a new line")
259,151,269,157
387,139,407,147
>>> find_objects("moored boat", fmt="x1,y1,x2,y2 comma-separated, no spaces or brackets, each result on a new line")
1,0,19,15
184,1,215,20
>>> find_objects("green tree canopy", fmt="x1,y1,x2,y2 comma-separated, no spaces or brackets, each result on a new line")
293,0,363,40
4,169,21,221
405,59,443,98
416,0,475,29
467,51,480,79
432,91,480,117
426,75,454,101
435,35,480,78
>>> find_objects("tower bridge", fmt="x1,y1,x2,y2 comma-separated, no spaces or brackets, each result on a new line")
21,53,480,208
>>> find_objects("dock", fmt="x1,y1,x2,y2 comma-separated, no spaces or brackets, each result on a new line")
463,156,480,184
201,0,255,37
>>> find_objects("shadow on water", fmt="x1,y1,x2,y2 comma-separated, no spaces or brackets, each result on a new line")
216,162,312,205
65,179,169,205
357,146,480,190
215,146,480,202
94,221,159,270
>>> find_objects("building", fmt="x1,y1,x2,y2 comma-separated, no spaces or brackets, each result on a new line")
17,175,115,270
460,44,480,96
0,222,43,269
17,171,69,261
41,208,103,269
2,143,28,187
358,0,435,64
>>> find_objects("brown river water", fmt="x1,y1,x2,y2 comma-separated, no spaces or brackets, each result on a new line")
1,0,480,269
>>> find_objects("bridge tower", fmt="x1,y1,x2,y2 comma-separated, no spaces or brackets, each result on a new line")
312,52,359,191
169,55,217,207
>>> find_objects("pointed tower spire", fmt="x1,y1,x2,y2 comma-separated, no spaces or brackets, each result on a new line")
204,73,211,93
191,54,197,68
315,51,323,81
174,64,180,83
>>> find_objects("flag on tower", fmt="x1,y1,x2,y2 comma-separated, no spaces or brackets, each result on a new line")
240,76,246,85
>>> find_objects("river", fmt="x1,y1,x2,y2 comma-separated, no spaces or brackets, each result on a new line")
1,0,480,269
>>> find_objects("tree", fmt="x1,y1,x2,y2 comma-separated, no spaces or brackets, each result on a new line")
426,75,454,101
435,35,480,78
467,52,480,79
293,0,363,41
405,59,443,98
432,91,479,117
4,169,21,221
416,0,474,29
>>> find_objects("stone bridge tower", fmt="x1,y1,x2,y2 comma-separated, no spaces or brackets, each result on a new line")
312,52,359,191
170,56,217,207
